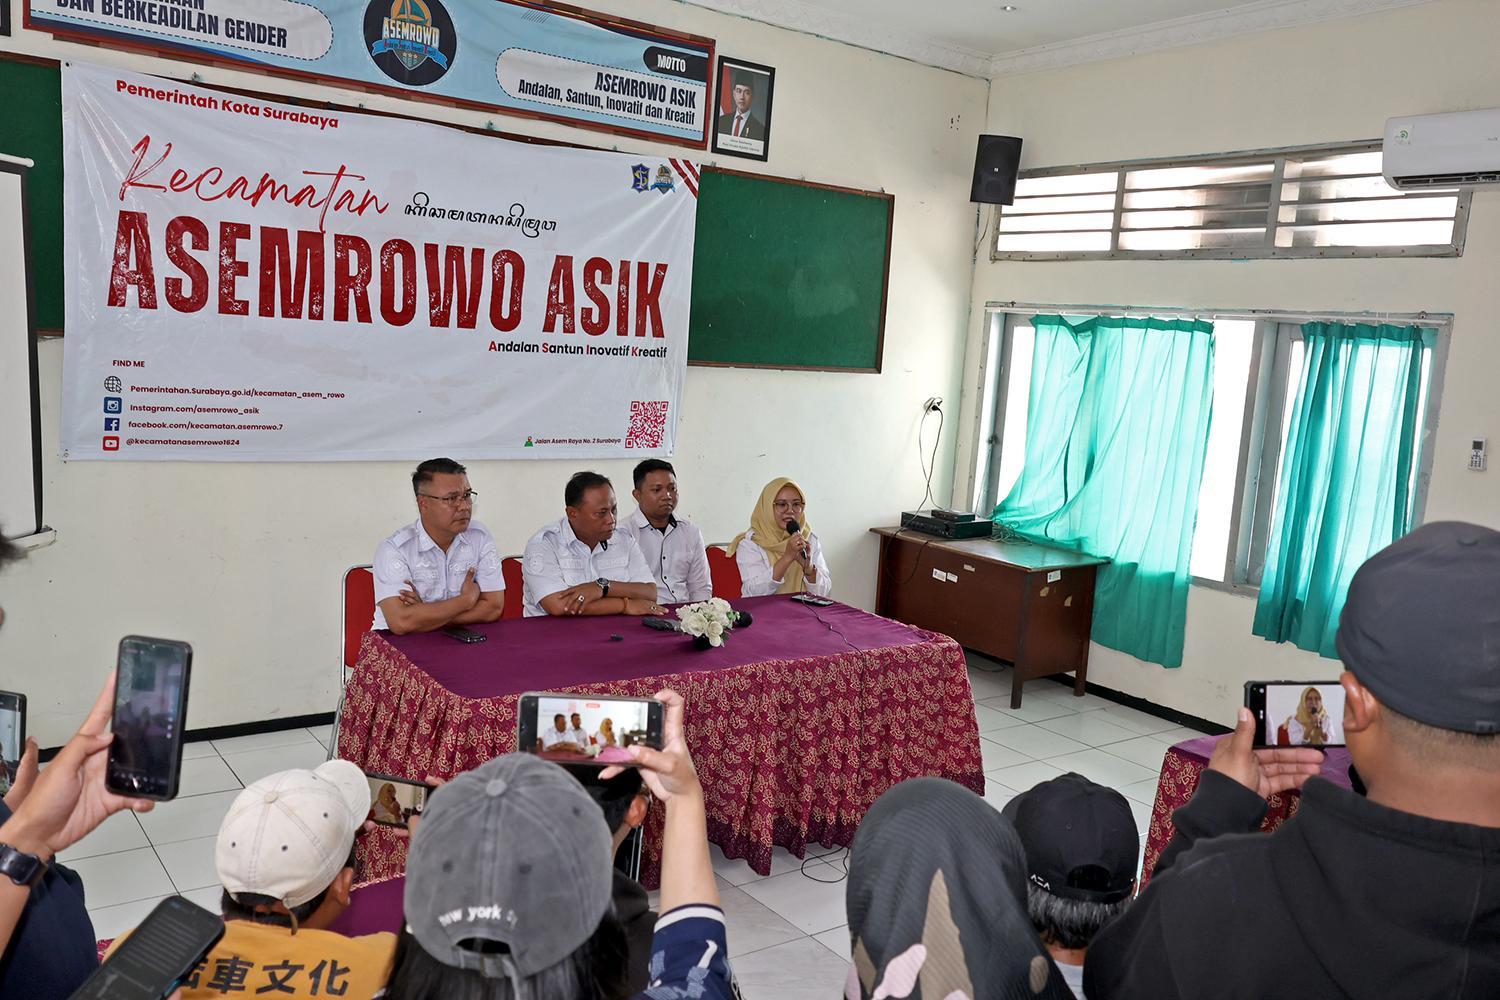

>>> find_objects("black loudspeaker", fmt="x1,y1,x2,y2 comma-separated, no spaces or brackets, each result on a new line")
970,134,1023,205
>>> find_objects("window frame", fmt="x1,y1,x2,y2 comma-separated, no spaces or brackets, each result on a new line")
991,141,1473,262
972,304,1450,595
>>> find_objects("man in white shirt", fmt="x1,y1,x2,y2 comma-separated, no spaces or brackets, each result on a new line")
619,459,713,606
567,712,592,751
540,713,583,753
521,471,663,618
372,458,506,633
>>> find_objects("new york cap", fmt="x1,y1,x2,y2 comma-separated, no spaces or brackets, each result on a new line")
403,753,613,980
216,760,370,909
1002,772,1138,904
1336,521,1500,734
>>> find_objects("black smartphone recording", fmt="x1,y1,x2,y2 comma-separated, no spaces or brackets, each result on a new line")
69,895,223,1000
107,636,192,800
517,692,665,768
1245,680,1346,748
365,772,432,828
0,691,25,796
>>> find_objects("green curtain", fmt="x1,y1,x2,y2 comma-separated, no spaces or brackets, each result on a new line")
992,315,1215,668
1252,322,1431,657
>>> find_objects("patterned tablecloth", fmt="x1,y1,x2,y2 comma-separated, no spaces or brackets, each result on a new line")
336,595,985,888
1140,735,1352,888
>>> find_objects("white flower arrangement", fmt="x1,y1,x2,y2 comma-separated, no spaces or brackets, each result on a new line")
676,597,742,648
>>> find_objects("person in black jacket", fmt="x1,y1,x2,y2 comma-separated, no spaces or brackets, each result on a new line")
1085,521,1500,1000
583,768,655,994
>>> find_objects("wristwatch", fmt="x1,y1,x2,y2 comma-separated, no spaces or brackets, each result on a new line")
596,578,611,598
0,843,48,888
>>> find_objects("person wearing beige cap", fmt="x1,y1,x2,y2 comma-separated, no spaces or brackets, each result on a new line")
170,760,396,999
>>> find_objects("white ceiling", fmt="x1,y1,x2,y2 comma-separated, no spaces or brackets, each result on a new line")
681,0,1431,77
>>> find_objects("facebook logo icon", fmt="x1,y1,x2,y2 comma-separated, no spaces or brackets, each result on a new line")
103,396,123,414
104,417,120,432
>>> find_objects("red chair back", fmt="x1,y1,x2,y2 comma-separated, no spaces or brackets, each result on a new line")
706,545,742,600
1276,723,1291,747
342,565,375,669
501,556,525,619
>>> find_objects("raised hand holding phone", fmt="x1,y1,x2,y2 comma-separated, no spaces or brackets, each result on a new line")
1,671,156,862
1209,707,1326,800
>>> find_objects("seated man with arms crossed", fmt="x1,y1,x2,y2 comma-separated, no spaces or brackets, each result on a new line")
372,458,505,634
1003,773,1139,999
619,459,713,606
522,471,664,617
540,713,585,755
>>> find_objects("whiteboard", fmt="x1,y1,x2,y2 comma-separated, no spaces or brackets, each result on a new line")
0,156,42,540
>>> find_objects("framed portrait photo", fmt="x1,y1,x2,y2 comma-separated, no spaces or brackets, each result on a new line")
711,57,775,162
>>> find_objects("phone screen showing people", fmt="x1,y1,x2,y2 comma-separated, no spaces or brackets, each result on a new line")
107,637,192,799
1252,682,1345,748
365,774,429,828
520,693,663,766
0,692,22,796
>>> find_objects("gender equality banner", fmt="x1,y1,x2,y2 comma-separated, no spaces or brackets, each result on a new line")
27,0,713,147
60,62,702,462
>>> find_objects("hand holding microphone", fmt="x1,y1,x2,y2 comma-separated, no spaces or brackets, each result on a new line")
786,519,811,565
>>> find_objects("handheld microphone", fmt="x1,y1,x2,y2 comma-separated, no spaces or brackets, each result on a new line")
785,519,809,563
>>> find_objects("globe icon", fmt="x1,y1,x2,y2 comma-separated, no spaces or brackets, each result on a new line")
104,376,123,393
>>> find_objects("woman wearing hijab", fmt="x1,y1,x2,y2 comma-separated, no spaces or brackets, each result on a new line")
595,717,617,748
728,477,833,598
372,782,403,825
1283,686,1333,746
845,778,1076,1000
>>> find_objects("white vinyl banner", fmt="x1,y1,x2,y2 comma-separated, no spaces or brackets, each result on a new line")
60,62,700,461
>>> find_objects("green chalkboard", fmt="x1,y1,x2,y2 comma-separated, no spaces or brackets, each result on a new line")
688,168,892,372
0,57,63,332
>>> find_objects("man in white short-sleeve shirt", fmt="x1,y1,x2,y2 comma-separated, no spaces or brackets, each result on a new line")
618,459,713,606
521,471,663,618
371,458,506,633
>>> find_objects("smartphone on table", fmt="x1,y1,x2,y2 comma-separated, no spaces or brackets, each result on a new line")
364,772,434,828
0,691,25,796
518,692,665,766
107,636,193,800
440,624,487,644
1245,680,1346,748
68,895,223,1000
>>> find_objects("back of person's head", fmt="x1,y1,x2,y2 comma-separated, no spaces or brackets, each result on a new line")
846,777,1074,999
1336,521,1500,773
387,753,628,1000
413,457,466,495
1001,773,1138,952
216,760,371,929
584,768,644,836
631,459,674,489
565,471,612,508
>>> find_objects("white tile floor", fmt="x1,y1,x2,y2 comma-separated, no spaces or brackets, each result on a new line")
59,656,1205,998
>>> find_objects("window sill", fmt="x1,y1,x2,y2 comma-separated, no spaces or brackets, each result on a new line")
1190,576,1259,598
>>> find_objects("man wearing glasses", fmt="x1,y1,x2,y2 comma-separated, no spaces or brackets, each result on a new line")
371,458,506,633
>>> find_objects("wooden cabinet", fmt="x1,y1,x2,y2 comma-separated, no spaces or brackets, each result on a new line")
871,527,1107,708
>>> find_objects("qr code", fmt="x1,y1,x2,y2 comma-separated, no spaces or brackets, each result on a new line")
626,400,669,449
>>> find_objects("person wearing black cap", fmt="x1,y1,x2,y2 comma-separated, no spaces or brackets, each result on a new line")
1085,521,1500,1000
1003,773,1138,998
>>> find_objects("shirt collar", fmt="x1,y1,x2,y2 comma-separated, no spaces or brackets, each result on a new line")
631,507,677,533
414,519,449,553
558,517,608,552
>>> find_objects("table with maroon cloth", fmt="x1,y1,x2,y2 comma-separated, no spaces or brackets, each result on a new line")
337,595,985,888
1140,734,1351,887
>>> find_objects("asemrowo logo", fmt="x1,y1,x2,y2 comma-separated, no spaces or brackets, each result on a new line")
364,0,458,86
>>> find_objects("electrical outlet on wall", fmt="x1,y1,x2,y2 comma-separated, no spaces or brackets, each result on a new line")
923,396,943,413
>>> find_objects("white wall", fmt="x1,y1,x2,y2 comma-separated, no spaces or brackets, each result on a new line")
0,1,988,743
957,0,1500,724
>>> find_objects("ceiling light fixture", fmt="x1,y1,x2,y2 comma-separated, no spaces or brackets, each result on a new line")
1000,4,1019,10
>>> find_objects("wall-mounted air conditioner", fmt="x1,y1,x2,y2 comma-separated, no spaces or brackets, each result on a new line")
1384,108,1500,189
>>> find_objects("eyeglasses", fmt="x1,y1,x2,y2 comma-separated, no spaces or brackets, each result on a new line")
420,490,478,507
773,500,806,512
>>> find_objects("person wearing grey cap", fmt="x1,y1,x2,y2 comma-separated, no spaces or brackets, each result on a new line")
381,688,735,1000
1085,522,1500,1000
